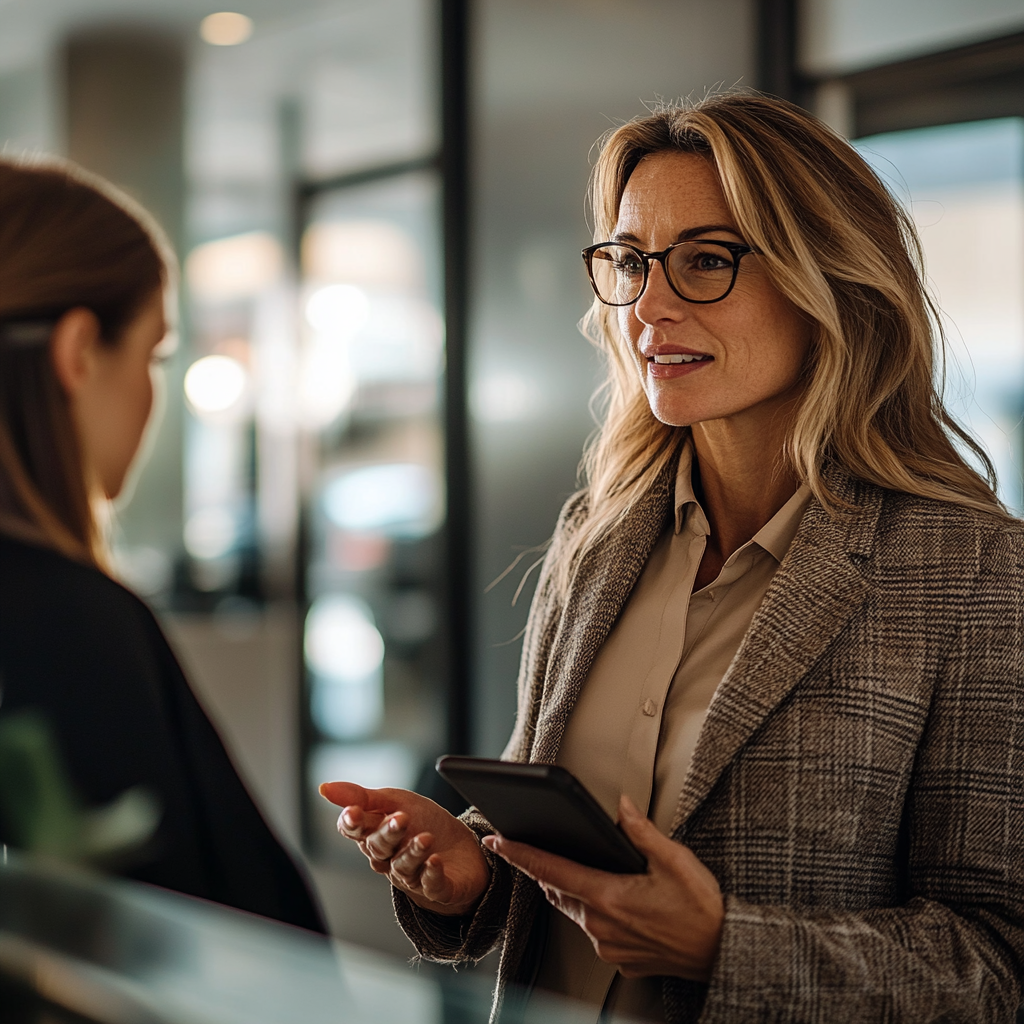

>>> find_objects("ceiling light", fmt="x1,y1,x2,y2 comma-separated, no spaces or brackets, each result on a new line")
200,12,253,46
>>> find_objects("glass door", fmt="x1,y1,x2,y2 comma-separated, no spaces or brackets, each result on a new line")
298,169,449,858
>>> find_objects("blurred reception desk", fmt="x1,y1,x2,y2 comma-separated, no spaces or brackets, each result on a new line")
0,853,573,1024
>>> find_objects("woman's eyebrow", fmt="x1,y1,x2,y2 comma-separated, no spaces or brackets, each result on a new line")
610,223,742,244
677,224,741,240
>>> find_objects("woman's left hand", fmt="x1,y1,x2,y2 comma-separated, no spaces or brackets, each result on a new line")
482,794,724,982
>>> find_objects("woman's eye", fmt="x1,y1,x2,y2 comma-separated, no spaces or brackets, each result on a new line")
688,251,732,273
152,331,179,364
615,257,643,275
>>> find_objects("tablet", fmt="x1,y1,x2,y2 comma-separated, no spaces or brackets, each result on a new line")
436,756,647,874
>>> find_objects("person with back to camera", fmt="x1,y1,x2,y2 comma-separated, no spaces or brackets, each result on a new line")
321,93,1024,1021
0,157,324,932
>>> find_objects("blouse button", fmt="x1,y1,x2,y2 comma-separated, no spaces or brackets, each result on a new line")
641,698,658,717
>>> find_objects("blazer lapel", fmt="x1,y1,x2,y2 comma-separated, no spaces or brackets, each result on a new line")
672,475,884,833
530,465,675,764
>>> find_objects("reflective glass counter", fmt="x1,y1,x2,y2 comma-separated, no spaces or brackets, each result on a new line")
0,852,577,1024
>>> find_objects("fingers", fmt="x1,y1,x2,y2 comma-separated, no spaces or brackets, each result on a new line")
617,794,669,856
362,813,410,861
389,832,434,883
419,854,452,900
337,804,389,840
342,809,442,899
361,843,395,876
540,882,585,921
483,834,605,900
388,837,456,904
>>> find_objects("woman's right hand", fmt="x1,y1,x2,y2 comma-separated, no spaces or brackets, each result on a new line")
319,781,490,917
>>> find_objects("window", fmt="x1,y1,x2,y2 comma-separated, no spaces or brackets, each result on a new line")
855,118,1024,511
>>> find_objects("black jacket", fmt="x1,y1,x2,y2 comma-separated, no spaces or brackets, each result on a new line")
0,533,324,933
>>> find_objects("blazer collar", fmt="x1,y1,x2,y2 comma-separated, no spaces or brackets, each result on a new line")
529,460,676,764
528,458,886,831
670,467,884,833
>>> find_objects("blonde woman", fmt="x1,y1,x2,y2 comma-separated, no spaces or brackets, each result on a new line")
322,94,1024,1021
0,158,323,931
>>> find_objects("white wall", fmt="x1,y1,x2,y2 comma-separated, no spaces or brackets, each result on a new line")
801,0,1024,76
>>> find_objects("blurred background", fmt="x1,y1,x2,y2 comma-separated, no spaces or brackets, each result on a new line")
1,0,1022,955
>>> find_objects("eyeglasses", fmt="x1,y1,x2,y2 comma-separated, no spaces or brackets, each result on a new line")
582,239,757,306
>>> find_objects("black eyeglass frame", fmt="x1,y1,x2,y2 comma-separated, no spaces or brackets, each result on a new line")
581,239,759,307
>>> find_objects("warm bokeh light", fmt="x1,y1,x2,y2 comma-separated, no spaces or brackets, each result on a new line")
186,232,283,302
184,355,248,416
302,220,422,289
199,12,253,46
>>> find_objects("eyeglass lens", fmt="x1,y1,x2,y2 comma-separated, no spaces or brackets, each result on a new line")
589,241,739,304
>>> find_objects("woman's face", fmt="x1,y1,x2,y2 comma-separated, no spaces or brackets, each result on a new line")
72,289,168,499
613,150,812,433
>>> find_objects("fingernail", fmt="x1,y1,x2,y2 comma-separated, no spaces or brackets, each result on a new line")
482,835,497,851
388,817,402,833
341,810,355,827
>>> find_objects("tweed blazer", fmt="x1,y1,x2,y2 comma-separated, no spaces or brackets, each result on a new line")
395,466,1024,1023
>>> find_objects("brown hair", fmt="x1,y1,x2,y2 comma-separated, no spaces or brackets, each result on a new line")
0,156,169,565
557,92,1005,594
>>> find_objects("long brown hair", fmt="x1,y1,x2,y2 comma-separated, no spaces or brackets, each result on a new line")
0,156,169,565
557,92,1005,594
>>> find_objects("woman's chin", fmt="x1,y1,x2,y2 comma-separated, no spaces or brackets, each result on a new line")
647,398,705,429
102,474,129,502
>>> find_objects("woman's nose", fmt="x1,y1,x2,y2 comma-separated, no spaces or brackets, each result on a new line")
633,259,684,324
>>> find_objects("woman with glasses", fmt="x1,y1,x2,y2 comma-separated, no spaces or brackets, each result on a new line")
0,158,323,932
323,94,1024,1021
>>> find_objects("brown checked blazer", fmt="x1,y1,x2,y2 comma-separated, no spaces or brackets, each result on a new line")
395,464,1024,1023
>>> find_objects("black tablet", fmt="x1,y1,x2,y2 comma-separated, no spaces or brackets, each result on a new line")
436,756,647,874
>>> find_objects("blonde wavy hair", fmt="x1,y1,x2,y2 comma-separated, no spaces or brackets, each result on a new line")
553,92,1005,593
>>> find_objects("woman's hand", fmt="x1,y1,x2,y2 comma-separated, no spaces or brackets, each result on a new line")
483,795,724,981
319,781,491,917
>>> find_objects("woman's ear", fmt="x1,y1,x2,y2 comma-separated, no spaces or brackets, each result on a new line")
49,308,103,398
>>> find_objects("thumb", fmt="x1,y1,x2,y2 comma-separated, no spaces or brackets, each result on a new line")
319,780,370,808
617,794,664,853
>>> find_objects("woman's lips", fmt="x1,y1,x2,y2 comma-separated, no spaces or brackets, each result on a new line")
646,352,713,378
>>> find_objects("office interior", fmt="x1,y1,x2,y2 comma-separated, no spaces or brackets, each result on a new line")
1,0,1024,1014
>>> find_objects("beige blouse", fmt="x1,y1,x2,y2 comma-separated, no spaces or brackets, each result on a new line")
532,443,811,1023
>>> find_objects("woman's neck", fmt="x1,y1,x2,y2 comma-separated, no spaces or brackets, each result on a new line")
690,411,801,588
